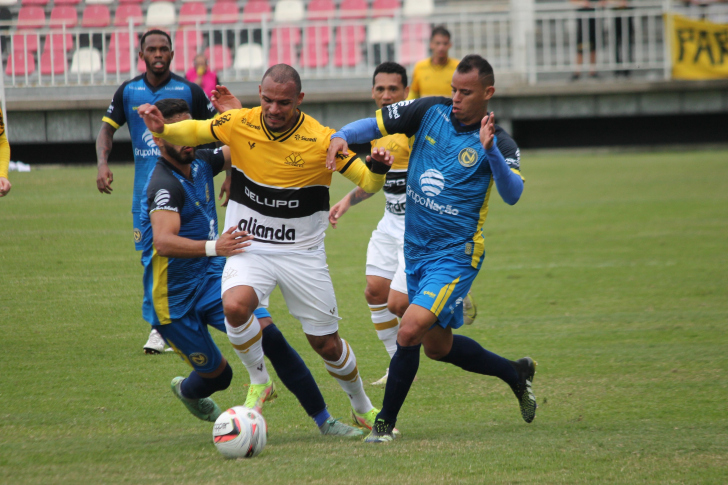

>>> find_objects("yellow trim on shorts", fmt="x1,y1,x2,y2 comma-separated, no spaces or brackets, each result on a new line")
102,117,120,130
152,248,171,325
430,276,461,316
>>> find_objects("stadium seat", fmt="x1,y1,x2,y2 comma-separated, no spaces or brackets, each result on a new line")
70,47,102,73
368,18,397,44
118,0,143,5
21,0,48,6
12,6,45,53
145,2,176,26
5,51,36,76
211,0,238,24
268,42,298,66
46,6,77,52
270,27,301,47
398,37,426,64
0,0,17,6
173,29,200,71
304,25,331,46
205,44,232,70
242,0,271,23
233,43,264,70
113,4,143,27
105,42,134,73
85,0,114,6
300,42,328,68
372,0,400,18
40,46,67,74
403,0,433,18
53,0,79,5
334,36,363,67
108,30,138,52
402,21,430,40
307,0,335,20
274,0,304,22
179,2,207,26
339,0,368,20
81,5,110,28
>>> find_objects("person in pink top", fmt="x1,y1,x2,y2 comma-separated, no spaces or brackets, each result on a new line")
186,54,220,98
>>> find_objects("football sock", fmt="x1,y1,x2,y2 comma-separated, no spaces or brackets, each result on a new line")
379,342,421,425
261,324,327,420
181,362,233,399
313,409,332,428
369,303,399,358
323,338,373,414
438,335,519,387
225,315,269,385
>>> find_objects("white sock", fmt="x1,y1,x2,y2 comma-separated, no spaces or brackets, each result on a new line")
323,338,373,414
369,303,399,359
225,315,269,385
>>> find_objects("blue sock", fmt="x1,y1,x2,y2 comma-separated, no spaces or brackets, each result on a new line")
438,335,519,387
312,409,332,427
261,324,327,421
378,342,421,425
180,362,233,399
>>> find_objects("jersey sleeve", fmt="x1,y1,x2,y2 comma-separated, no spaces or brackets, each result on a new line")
195,147,225,176
495,128,523,179
189,83,217,120
209,109,245,145
147,169,185,214
101,83,127,129
376,97,449,138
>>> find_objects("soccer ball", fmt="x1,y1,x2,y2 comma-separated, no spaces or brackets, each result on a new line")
212,406,267,459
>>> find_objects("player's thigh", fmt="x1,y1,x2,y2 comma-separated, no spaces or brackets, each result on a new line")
389,242,408,295
221,252,277,305
274,251,340,337
406,258,478,330
155,315,223,374
365,229,400,281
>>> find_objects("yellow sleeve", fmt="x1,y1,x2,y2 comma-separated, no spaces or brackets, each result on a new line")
339,159,386,194
0,109,9,179
154,118,217,147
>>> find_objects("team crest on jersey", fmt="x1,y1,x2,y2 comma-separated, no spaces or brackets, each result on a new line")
385,140,400,152
212,113,231,127
458,147,478,167
189,353,208,366
133,228,142,243
285,152,305,167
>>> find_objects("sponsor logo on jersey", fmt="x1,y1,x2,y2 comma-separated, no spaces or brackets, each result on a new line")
385,199,406,215
248,142,256,150
425,135,437,145
243,119,260,130
164,86,185,91
237,217,296,244
135,129,161,157
335,153,348,160
154,189,171,207
294,134,317,142
285,152,304,167
505,148,521,170
424,290,436,298
142,128,156,147
190,353,208,366
458,147,479,167
419,169,445,196
212,113,231,127
407,170,460,216
129,85,146,91
244,186,300,208
386,104,400,120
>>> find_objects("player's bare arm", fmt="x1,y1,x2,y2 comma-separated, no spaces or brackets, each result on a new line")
479,111,495,150
137,104,166,133
151,210,253,258
329,187,375,228
95,122,117,194
211,85,243,113
218,147,233,207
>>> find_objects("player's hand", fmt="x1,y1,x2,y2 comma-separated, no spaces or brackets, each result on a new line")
211,85,242,113
219,173,232,207
328,196,351,228
326,137,349,171
479,111,495,150
0,176,11,197
367,147,394,167
214,226,254,257
96,163,114,194
137,103,165,134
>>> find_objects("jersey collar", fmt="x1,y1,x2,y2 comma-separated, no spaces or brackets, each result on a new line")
260,110,306,142
143,71,174,93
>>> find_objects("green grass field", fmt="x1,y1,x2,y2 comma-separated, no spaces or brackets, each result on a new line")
1,149,727,484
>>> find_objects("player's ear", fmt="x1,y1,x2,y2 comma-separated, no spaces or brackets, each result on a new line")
484,85,495,101
296,92,304,106
403,86,410,99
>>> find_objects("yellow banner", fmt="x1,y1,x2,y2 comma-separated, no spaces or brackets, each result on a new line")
667,14,728,80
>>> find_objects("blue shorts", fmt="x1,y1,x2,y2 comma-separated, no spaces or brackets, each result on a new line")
154,276,271,373
406,257,479,330
132,211,143,251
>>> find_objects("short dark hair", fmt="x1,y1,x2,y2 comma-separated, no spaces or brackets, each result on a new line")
372,62,408,88
456,54,495,87
262,64,302,95
154,98,190,120
430,26,451,41
140,29,172,49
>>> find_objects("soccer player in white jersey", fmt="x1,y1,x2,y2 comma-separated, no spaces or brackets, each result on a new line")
329,62,477,387
138,64,398,434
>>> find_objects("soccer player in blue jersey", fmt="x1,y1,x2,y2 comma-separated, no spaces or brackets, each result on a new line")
327,55,538,442
95,29,219,354
141,98,365,436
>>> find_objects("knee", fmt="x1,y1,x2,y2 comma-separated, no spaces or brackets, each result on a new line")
387,299,407,319
223,299,253,326
396,325,421,347
308,334,341,361
364,285,387,305
423,344,449,361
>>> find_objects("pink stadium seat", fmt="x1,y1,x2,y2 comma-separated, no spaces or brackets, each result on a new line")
305,25,330,46
106,43,132,73
242,0,271,23
109,31,138,51
173,49,197,72
174,29,201,70
268,42,298,66
118,0,144,5
12,6,45,53
6,51,36,76
335,25,366,47
270,27,301,46
179,2,207,26
372,0,400,18
334,35,363,67
205,44,232,70
211,1,238,24
113,4,144,27
300,42,328,68
47,6,77,52
21,0,48,7
53,0,80,5
307,0,335,20
339,0,368,20
398,37,426,64
402,21,431,40
82,5,111,28
40,47,67,74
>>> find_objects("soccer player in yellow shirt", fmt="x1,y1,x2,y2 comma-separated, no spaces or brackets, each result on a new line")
138,64,396,434
0,107,11,197
408,26,459,99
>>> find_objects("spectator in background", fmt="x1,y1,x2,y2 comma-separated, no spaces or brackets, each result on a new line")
613,0,634,77
408,26,459,99
0,107,11,197
186,54,219,99
572,0,602,80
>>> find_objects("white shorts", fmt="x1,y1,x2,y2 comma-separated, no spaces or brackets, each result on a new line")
365,229,408,295
221,250,340,336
